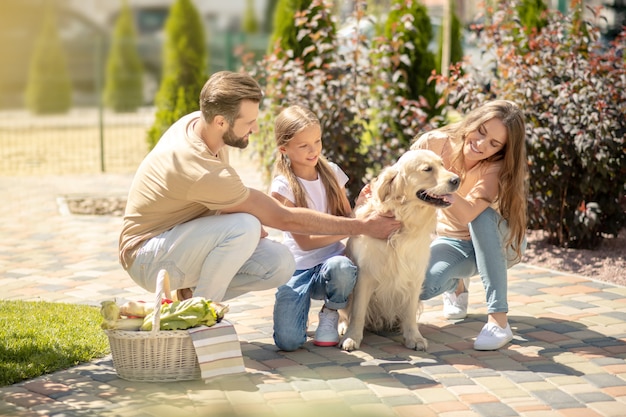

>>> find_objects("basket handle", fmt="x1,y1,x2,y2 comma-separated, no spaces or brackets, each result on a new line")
152,269,172,334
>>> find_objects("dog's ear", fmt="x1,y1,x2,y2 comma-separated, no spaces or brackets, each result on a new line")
373,167,399,202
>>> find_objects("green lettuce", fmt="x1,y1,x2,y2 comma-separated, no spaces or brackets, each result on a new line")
140,297,228,331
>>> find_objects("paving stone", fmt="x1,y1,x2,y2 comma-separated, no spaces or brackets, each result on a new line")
530,389,582,409
419,364,461,376
394,404,441,417
340,392,383,406
380,394,423,407
470,401,518,417
584,373,626,388
413,387,457,403
526,362,585,377
500,370,545,383
391,372,436,387
573,391,616,403
592,291,624,301
588,401,626,417
438,377,475,388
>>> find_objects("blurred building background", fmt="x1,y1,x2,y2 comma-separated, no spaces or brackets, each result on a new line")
0,0,617,109
65,0,271,31
0,0,273,108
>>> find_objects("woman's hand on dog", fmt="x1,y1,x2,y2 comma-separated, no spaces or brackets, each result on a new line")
355,183,372,208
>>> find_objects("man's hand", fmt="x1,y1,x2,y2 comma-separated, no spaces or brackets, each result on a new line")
362,212,401,240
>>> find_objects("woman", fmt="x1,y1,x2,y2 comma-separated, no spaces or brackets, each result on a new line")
412,100,527,350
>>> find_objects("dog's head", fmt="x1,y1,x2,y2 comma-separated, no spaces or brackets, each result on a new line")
373,149,460,208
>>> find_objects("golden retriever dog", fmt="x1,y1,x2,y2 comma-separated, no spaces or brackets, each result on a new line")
340,149,459,351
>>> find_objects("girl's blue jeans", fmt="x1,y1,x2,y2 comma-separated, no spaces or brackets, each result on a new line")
419,208,526,314
273,255,357,351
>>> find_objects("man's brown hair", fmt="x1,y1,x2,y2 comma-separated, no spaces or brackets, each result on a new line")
199,71,263,125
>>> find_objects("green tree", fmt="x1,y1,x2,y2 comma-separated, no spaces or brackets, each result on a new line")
270,0,300,53
263,0,279,33
103,0,144,112
269,0,336,68
147,0,207,148
374,0,438,140
24,4,72,114
243,0,259,34
436,2,464,74
517,0,548,36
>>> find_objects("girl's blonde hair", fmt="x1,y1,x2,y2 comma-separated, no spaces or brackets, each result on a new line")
441,100,527,255
273,105,351,217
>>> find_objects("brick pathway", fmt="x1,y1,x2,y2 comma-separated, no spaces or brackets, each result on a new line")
1,149,625,417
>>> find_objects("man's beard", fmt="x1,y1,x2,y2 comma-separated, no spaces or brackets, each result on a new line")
222,127,249,149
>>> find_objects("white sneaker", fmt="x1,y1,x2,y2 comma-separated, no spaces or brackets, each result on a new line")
474,322,513,350
313,308,339,347
443,291,468,320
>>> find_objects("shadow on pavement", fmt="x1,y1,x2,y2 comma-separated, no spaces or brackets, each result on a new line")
215,313,626,393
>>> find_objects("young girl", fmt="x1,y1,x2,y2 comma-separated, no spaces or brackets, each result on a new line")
271,105,357,351
412,100,527,350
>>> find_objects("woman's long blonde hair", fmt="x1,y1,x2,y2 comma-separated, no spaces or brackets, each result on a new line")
273,105,351,217
441,100,527,255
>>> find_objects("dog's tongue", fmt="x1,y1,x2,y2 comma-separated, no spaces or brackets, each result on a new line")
442,194,455,204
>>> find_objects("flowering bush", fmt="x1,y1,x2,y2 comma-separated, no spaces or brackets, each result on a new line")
433,0,625,248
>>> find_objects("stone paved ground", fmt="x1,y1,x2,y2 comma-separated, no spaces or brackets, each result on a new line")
1,149,625,417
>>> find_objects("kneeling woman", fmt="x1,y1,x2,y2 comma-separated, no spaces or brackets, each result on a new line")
413,100,527,350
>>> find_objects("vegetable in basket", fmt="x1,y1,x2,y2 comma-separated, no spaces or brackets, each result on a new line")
100,300,144,330
140,297,229,331
119,300,153,318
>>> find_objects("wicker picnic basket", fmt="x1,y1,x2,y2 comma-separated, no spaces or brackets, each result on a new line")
105,269,201,382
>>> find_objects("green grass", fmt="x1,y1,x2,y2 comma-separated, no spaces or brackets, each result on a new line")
0,300,110,387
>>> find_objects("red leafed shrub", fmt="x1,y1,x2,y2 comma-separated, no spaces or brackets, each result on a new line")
433,0,625,249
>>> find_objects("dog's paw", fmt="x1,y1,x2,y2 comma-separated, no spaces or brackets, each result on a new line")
340,337,360,352
404,336,428,351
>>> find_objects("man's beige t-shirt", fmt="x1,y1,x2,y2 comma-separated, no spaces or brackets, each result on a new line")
414,131,502,240
119,111,250,269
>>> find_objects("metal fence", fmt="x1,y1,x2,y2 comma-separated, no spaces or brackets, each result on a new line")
0,31,269,176
0,108,153,176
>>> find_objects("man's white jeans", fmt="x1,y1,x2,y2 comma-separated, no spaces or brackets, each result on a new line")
126,213,295,301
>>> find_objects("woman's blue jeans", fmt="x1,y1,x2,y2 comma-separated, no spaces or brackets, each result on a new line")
273,255,357,351
419,208,526,314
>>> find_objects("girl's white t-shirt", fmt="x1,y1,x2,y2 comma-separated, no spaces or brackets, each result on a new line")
270,162,349,270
